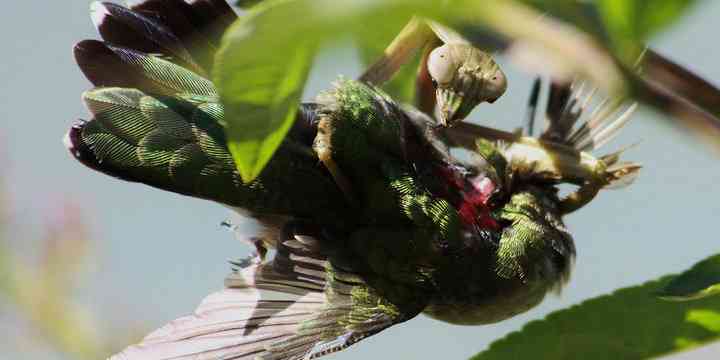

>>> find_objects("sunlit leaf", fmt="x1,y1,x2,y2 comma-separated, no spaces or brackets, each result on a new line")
471,276,720,360
216,1,316,182
596,0,698,57
660,254,720,301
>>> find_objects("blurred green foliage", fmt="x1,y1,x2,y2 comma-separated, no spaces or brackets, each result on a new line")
354,17,421,103
0,191,140,358
596,0,698,58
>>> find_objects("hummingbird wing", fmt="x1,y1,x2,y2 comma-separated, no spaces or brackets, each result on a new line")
88,1,237,76
70,2,343,217
78,0,232,90
67,63,335,217
110,231,425,360
130,0,237,50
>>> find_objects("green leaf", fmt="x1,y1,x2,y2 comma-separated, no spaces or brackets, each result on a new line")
660,254,720,301
471,276,720,360
216,1,316,182
596,0,698,57
216,0,445,182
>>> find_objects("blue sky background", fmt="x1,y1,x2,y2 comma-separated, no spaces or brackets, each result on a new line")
1,1,719,359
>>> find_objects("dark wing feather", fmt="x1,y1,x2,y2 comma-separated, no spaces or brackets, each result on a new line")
110,232,423,360
72,2,343,217
74,40,147,90
90,1,201,73
185,0,238,46
131,0,207,50
540,80,576,142
130,0,237,73
74,40,216,96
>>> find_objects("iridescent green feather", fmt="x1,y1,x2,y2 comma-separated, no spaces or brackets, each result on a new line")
495,187,574,283
75,48,349,221
316,80,463,259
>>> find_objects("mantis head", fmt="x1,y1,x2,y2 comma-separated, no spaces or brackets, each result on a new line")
427,44,507,127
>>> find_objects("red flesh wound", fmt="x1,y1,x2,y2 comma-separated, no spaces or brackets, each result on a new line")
435,166,500,230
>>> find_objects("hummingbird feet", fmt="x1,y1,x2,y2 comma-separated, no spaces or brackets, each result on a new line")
222,219,270,267
229,253,261,269
228,236,269,269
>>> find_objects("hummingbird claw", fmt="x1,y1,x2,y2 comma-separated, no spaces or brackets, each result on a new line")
222,219,269,262
229,251,263,269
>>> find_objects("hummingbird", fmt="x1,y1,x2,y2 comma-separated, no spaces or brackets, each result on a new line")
66,1,640,359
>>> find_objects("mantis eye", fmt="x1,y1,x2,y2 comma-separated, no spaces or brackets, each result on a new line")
427,45,456,86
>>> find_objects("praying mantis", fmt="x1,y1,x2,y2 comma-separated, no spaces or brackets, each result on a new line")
359,16,508,126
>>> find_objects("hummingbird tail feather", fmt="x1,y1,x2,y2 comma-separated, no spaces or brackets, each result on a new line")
570,103,638,153
538,80,638,154
110,234,402,360
540,80,578,142
533,79,641,191
566,91,642,190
